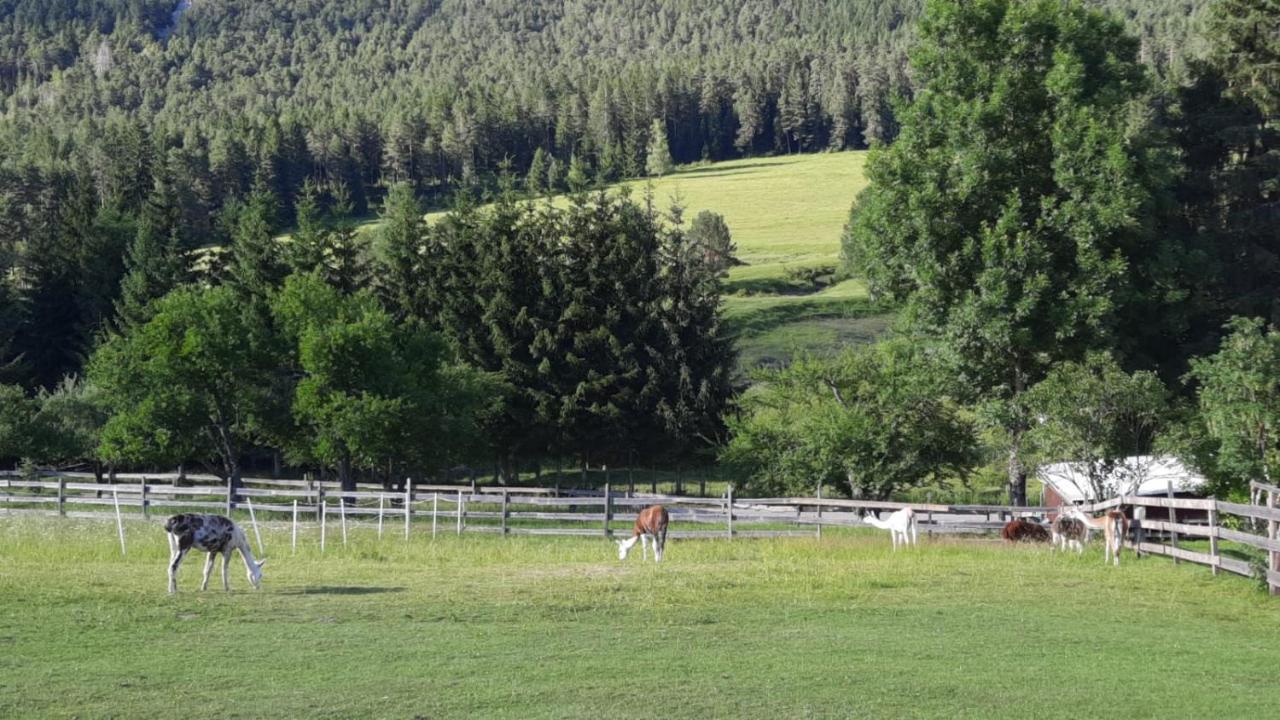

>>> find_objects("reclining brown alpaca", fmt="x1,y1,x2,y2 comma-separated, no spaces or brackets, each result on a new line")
1001,519,1050,543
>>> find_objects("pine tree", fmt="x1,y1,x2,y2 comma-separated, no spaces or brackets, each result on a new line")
526,147,548,197
645,119,675,177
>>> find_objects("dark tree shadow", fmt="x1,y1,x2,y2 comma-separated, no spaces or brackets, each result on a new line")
279,586,406,596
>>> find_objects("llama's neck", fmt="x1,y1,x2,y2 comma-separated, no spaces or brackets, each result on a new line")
864,514,891,530
232,531,258,570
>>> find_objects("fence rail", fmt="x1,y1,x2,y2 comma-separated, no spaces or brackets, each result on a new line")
3,471,1279,595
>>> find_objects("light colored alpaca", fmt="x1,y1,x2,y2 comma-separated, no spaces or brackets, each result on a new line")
1066,506,1130,566
617,505,669,562
863,508,918,550
165,513,265,593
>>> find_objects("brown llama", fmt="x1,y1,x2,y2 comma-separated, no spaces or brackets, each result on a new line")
1001,519,1050,543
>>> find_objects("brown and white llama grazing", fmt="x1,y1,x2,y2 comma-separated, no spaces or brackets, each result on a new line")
617,505,669,562
1001,519,1050,543
1066,507,1130,566
863,508,918,550
165,513,265,593
1050,513,1088,554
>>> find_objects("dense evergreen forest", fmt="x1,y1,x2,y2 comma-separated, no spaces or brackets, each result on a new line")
5,0,1277,502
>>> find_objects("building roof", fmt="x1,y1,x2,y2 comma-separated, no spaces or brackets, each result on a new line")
1037,455,1207,504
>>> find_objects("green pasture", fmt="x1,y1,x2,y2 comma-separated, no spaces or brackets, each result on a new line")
2,518,1277,718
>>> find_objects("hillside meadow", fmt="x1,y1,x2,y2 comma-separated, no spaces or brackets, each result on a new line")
2,517,1278,718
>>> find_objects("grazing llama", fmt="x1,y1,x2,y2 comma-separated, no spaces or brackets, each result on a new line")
1066,506,1130,566
863,508,918,550
1001,518,1051,543
1050,512,1088,554
617,505,669,562
165,513,265,593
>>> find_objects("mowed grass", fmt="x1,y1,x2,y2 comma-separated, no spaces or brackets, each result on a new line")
3,518,1279,718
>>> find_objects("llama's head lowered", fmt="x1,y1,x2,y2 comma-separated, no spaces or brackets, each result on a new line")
247,559,266,589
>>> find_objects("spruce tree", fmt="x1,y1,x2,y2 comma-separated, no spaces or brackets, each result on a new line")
645,119,675,177
526,148,548,197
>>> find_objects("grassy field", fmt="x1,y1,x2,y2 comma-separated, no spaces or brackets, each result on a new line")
3,518,1278,718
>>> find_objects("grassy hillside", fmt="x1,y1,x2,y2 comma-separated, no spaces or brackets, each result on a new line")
3,519,1278,718
417,152,889,371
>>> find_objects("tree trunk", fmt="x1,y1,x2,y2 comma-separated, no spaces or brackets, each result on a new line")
1007,429,1027,507
338,452,355,493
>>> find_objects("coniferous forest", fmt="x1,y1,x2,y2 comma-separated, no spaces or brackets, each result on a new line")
1,0,1276,502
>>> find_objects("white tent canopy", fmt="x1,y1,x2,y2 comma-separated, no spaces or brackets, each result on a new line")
1037,455,1207,504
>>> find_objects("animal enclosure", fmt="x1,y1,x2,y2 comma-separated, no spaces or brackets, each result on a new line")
3,471,1279,594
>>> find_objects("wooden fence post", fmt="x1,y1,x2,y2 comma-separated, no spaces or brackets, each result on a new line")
727,484,735,540
140,477,148,520
926,491,934,539
316,484,325,524
1208,497,1219,577
378,495,385,539
815,483,822,540
225,478,234,515
700,475,706,497
320,500,327,553
628,465,635,498
57,476,66,518
501,489,509,536
291,500,298,555
432,493,438,539
1269,489,1278,596
1167,482,1179,565
603,483,612,537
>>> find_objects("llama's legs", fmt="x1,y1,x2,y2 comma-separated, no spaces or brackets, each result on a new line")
221,552,231,591
200,552,216,591
641,534,649,561
655,537,663,562
911,520,918,547
167,546,189,594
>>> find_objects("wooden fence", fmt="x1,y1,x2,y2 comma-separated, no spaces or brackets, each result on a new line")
2,471,1278,595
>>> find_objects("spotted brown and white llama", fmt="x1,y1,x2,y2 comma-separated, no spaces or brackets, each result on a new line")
1050,511,1088,554
863,507,918,550
617,505,669,562
165,513,265,593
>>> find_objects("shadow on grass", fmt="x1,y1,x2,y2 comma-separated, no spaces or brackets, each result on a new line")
280,586,406,596
674,160,792,178
726,296,891,339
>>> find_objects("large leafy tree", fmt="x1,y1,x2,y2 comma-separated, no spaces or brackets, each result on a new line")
273,273,495,491
1025,353,1168,500
722,343,978,499
843,0,1174,504
89,285,281,488
1187,317,1280,489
